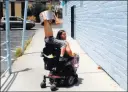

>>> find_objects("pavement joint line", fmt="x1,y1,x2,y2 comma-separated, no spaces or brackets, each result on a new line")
77,71,104,74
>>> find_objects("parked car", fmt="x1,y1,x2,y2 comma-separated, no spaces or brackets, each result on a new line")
0,16,35,30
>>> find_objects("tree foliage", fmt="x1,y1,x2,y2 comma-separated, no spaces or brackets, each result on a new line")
27,1,47,22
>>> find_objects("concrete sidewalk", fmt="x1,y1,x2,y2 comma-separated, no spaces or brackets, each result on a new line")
1,28,124,91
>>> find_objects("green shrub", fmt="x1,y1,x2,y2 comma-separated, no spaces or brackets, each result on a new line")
15,48,23,58
24,38,31,50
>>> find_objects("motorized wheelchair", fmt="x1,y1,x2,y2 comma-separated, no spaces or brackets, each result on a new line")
40,43,79,91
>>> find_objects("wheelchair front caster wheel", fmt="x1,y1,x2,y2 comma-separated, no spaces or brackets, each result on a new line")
50,84,58,91
40,82,46,88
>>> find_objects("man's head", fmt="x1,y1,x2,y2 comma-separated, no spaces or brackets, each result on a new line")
56,30,66,40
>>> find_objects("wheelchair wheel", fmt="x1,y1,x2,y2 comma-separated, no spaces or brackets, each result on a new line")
74,74,78,84
50,84,58,91
65,76,75,86
40,82,46,88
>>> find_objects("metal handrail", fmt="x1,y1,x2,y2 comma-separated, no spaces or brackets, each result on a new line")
1,0,28,80
1,41,8,46
0,0,12,81
1,57,7,62
1,55,9,62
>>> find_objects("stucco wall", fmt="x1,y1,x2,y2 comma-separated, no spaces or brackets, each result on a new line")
63,1,127,90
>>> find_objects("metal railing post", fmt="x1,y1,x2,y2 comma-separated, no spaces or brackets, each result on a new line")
5,0,12,74
21,0,28,52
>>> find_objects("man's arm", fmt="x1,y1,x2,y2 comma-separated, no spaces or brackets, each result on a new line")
54,14,63,25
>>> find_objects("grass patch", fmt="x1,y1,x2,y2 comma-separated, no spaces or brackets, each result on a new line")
15,47,23,58
15,38,32,58
24,38,32,51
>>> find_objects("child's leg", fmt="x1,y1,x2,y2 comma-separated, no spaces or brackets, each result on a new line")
65,45,73,57
65,42,75,57
60,47,66,57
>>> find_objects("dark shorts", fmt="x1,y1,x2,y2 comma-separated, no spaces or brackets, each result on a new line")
44,36,67,48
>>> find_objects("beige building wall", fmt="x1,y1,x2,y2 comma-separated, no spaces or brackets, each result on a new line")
3,8,5,17
2,2,34,17
15,2,21,17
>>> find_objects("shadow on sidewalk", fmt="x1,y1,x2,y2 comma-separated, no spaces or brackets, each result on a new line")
1,73,18,91
12,68,32,73
1,68,32,91
74,77,83,86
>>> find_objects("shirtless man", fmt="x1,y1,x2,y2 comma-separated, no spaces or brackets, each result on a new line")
39,10,70,61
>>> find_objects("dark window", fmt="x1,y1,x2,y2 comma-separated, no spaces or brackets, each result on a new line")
21,2,25,17
0,2,3,18
11,2,15,16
